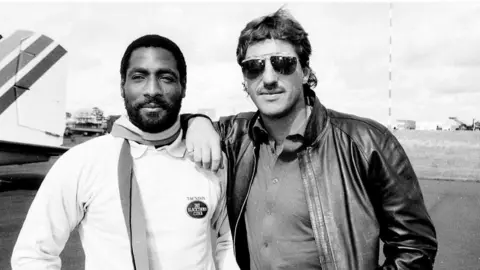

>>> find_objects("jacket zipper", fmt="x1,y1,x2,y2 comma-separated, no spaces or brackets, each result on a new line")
233,146,257,257
304,147,336,270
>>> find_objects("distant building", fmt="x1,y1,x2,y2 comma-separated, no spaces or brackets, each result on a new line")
65,108,108,136
416,121,443,131
394,119,416,130
439,118,462,131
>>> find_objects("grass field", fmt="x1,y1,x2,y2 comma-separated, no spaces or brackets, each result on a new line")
1,130,479,183
393,130,480,181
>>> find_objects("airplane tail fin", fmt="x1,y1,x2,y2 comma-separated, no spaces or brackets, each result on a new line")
0,30,68,148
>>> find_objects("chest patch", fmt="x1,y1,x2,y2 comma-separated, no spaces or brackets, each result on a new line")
186,200,208,219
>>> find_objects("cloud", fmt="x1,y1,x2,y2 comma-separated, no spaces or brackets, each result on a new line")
2,2,479,124
397,3,480,69
431,70,480,95
182,61,252,112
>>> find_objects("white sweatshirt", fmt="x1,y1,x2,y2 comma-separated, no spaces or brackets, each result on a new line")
11,132,238,270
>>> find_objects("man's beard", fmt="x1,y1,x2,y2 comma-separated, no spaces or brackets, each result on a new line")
124,95,182,133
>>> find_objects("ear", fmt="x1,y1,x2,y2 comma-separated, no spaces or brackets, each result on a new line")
302,67,310,84
120,81,125,98
181,86,186,98
180,78,187,98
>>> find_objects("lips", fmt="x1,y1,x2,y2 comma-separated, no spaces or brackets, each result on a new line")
259,92,284,102
142,102,162,108
259,91,284,95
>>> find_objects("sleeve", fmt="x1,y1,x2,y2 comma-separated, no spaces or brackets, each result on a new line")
214,115,239,142
210,153,240,270
179,113,240,142
369,133,438,270
180,113,213,133
11,149,86,270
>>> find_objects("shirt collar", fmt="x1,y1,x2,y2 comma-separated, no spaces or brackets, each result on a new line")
129,129,187,159
252,105,312,144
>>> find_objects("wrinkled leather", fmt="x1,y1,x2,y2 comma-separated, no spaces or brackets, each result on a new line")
214,88,438,270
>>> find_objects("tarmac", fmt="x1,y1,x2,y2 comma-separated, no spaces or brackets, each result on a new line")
1,176,479,270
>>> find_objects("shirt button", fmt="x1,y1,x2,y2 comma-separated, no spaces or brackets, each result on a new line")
272,178,278,184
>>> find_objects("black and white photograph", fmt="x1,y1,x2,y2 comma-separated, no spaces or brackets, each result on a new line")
0,1,479,270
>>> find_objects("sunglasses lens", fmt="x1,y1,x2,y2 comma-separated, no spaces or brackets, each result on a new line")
271,56,297,75
242,59,265,80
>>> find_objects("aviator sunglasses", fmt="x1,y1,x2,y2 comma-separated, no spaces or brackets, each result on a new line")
241,55,298,80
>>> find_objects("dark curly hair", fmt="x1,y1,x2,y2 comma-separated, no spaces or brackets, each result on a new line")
120,34,187,88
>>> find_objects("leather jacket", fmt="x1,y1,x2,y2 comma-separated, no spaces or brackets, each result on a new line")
213,88,437,270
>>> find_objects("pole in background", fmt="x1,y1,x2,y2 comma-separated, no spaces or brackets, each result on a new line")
388,2,393,130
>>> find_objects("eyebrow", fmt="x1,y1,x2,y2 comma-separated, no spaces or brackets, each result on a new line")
128,67,179,79
244,53,295,60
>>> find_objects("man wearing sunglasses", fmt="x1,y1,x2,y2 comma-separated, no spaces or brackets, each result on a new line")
185,8,437,270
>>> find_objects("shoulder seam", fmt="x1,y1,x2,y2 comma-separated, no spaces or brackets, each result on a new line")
328,110,389,135
331,121,371,167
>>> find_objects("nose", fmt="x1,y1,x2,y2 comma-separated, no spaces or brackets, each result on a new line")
262,59,278,90
145,76,163,96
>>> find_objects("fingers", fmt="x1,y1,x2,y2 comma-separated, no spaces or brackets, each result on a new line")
183,116,222,172
201,143,212,170
185,141,212,170
193,144,203,169
185,128,195,162
186,140,222,172
210,137,222,173
186,137,194,157
185,149,194,162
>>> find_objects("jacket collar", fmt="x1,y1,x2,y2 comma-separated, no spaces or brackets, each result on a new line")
303,87,329,146
248,86,328,147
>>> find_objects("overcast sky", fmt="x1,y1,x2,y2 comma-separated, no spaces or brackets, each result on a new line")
1,1,479,125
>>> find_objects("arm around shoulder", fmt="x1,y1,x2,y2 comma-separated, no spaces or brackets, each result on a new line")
181,112,250,142
182,112,250,172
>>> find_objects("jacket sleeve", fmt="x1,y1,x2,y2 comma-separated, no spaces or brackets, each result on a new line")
369,132,438,270
210,153,240,270
11,149,85,270
179,113,243,142
214,115,237,141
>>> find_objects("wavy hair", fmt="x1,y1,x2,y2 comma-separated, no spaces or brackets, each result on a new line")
236,8,317,89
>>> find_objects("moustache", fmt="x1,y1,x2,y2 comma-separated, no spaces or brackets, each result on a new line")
134,96,172,110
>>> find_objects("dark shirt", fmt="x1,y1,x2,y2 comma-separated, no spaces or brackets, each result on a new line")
245,107,321,270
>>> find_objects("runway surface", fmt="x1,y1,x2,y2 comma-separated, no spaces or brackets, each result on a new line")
1,176,479,270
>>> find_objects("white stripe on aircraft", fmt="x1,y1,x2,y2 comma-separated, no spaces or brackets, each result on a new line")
0,32,41,73
0,39,59,98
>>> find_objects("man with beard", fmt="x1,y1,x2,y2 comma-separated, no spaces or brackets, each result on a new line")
11,35,238,270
